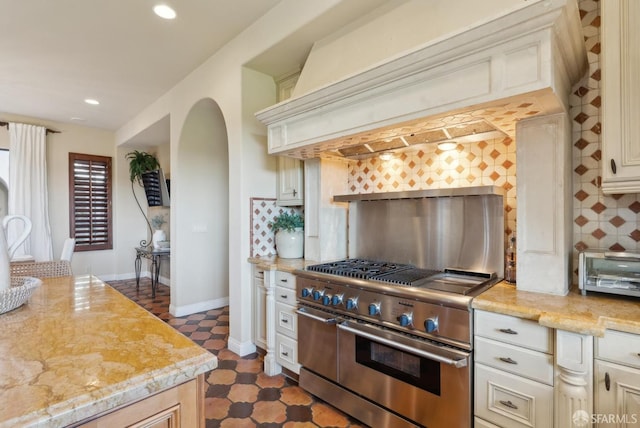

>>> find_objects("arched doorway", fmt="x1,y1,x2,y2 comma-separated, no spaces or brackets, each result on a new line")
172,98,229,314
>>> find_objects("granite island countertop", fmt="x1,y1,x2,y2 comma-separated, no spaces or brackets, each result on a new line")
474,281,640,337
0,275,217,428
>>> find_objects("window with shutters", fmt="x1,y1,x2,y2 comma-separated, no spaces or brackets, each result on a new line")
69,153,113,251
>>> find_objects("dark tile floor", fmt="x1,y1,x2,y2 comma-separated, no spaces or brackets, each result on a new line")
108,278,367,428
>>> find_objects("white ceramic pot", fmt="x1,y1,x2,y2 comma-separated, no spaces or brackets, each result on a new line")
152,229,167,249
275,228,304,259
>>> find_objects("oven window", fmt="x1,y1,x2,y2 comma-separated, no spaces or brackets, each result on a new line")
355,336,441,395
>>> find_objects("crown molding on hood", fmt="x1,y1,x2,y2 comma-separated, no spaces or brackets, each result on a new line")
256,0,587,159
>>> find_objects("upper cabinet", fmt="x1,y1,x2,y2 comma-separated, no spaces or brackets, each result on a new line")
601,0,640,194
277,156,304,206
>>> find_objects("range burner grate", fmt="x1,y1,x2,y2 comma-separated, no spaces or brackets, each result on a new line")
307,259,439,285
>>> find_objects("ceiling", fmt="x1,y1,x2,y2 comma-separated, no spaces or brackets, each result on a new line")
0,0,390,134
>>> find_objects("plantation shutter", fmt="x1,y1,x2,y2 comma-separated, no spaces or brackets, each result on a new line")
69,153,113,251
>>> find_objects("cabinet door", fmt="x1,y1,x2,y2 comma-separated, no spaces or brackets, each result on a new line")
601,0,640,193
276,156,304,206
594,360,640,427
78,377,203,427
253,280,267,350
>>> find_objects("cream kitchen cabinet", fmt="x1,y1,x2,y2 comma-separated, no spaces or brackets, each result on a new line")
601,0,640,194
594,330,640,426
276,156,304,206
474,310,554,428
274,270,301,374
252,266,267,351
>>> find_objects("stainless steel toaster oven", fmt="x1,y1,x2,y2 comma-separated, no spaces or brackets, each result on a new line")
579,250,640,297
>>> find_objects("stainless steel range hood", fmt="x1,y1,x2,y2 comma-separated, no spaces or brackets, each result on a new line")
255,0,587,160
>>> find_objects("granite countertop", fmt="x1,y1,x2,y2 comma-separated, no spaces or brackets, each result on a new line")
247,255,318,273
0,275,217,428
474,281,640,337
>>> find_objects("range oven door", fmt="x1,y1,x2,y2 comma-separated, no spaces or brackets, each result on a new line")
296,306,338,382
338,320,472,428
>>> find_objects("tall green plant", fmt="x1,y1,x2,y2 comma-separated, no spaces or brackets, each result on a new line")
126,150,160,185
126,150,160,247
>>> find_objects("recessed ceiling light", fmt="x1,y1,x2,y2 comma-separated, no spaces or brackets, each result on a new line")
84,98,100,105
437,141,458,151
70,117,86,122
154,4,176,19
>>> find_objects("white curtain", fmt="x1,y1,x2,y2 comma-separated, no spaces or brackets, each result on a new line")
8,123,53,261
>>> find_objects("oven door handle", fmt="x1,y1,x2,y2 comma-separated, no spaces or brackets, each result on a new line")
338,323,468,368
296,308,337,324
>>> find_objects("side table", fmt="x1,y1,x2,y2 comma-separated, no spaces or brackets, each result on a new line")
135,247,170,297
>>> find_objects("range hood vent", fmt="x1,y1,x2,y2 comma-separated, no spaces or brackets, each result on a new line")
256,0,587,160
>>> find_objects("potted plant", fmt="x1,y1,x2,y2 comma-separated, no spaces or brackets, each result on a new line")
270,211,304,259
126,150,160,247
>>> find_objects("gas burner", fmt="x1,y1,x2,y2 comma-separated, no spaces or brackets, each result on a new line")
307,258,437,285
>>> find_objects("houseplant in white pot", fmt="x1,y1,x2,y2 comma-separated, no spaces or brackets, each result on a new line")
271,211,304,259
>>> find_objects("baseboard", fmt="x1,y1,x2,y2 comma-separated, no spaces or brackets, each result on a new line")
227,336,257,357
170,296,229,317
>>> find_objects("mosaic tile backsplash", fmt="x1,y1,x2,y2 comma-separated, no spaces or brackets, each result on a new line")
347,138,517,236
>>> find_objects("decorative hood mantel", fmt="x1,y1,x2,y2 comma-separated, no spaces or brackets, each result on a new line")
256,0,587,160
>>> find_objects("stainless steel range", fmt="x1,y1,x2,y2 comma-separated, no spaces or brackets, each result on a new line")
294,187,504,428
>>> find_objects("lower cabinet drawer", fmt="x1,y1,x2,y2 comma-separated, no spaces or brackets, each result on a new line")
475,363,553,428
595,329,640,369
276,302,297,339
276,333,300,374
475,336,553,385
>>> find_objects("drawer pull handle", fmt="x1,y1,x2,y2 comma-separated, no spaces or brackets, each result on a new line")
282,351,289,357
498,328,518,335
611,159,617,174
281,278,288,282
281,319,289,323
605,372,610,391
499,400,518,410
499,357,518,365
280,294,288,299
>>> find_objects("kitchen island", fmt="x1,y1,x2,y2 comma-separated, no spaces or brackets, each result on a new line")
0,275,217,428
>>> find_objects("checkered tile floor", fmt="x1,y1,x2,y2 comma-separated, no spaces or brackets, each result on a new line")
107,278,367,428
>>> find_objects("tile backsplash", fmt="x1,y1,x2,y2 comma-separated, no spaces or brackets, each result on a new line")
347,138,517,237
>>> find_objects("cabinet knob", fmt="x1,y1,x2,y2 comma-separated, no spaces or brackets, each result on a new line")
611,159,617,174
282,351,289,357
